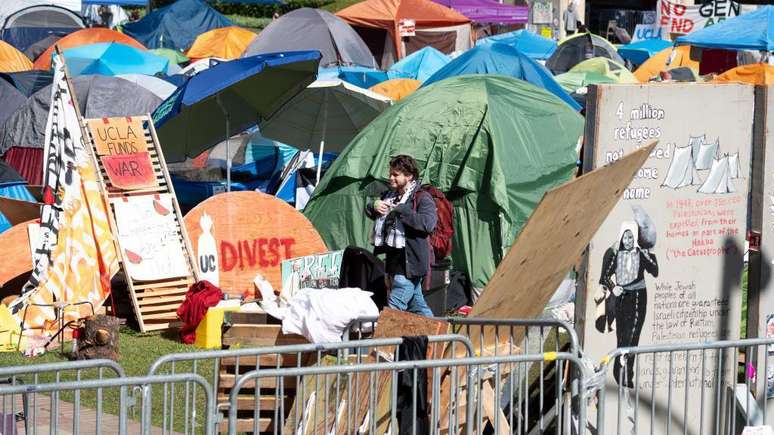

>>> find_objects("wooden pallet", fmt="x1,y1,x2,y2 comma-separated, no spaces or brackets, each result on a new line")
218,312,312,434
81,115,198,332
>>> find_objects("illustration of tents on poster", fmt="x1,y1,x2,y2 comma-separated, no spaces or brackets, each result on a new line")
728,152,742,179
662,145,701,189
688,134,706,160
698,156,736,194
694,139,719,170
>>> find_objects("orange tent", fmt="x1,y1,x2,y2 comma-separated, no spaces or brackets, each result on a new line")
337,0,471,65
370,78,420,100
0,41,32,73
186,26,256,60
34,28,146,71
712,63,774,85
634,45,698,82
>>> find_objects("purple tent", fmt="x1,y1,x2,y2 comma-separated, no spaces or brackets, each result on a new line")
432,0,528,24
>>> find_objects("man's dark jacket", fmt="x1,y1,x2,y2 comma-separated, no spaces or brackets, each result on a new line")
366,189,437,279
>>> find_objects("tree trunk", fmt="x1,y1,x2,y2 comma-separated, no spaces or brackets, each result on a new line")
76,314,120,361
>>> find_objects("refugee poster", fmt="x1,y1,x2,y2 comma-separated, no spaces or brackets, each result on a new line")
113,194,189,281
754,86,774,415
280,250,344,294
657,0,754,35
581,83,754,434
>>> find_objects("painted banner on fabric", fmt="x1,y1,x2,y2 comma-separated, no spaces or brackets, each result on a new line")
9,56,88,314
113,194,189,281
100,152,157,190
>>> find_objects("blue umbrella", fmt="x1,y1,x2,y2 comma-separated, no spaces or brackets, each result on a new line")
423,43,581,111
618,39,672,66
57,42,171,76
478,30,557,60
153,51,321,180
317,65,388,89
387,47,450,82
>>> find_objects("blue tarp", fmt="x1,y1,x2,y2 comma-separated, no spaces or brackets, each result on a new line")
617,39,672,65
317,66,388,88
122,0,233,50
676,6,774,51
478,30,557,60
423,43,582,111
387,47,450,82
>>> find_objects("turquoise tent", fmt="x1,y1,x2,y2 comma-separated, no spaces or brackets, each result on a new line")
422,43,581,111
618,39,672,66
478,30,557,60
387,47,451,82
304,75,584,289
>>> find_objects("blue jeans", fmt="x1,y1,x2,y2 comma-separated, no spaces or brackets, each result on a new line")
388,274,434,317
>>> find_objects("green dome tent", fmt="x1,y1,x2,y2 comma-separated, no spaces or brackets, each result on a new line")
304,75,584,289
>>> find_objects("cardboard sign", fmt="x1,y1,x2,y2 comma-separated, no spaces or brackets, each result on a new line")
581,83,754,435
657,0,754,34
281,250,344,292
113,194,189,281
398,19,416,37
87,117,147,156
100,152,157,190
184,191,327,297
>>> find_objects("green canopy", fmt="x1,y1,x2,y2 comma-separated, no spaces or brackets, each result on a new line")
304,75,584,289
555,71,616,93
151,48,189,65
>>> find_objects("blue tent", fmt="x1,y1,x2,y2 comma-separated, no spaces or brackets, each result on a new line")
676,6,774,51
122,0,233,50
387,47,450,82
82,0,148,4
423,43,581,111
57,42,172,76
478,30,557,60
318,66,388,89
617,39,672,65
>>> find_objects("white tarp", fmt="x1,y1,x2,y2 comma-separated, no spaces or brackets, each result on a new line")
698,156,736,194
662,145,701,189
0,0,81,25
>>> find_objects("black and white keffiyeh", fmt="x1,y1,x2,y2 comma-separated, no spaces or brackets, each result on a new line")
372,181,418,249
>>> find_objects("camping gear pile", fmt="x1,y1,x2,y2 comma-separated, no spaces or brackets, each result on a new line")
0,0,769,355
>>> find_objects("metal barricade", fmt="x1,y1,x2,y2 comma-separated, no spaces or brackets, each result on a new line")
445,318,580,356
228,351,591,435
147,334,474,434
0,372,213,435
592,337,774,435
0,359,125,435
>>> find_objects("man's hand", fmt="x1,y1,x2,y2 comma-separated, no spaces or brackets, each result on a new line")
375,199,390,215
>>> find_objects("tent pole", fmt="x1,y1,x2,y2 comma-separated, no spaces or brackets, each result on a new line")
316,93,329,186
215,94,231,192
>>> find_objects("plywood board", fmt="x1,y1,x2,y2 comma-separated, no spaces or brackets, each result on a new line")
468,142,656,347
0,196,40,226
184,191,327,297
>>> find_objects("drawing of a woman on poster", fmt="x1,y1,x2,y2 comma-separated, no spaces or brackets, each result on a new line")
599,211,659,388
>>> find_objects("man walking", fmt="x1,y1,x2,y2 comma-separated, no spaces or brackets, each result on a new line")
367,155,436,316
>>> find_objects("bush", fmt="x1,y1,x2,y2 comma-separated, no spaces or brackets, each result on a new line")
150,0,335,18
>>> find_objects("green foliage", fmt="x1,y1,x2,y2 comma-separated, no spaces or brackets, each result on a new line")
149,0,337,18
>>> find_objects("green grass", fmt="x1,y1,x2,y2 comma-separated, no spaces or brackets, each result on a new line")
0,327,214,433
226,15,273,32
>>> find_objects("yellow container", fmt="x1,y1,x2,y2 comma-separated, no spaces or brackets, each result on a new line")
194,306,239,349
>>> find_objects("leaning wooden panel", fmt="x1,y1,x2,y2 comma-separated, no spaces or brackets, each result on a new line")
82,115,199,332
467,142,656,348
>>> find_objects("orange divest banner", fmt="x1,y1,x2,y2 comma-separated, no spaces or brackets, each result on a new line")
16,163,119,335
